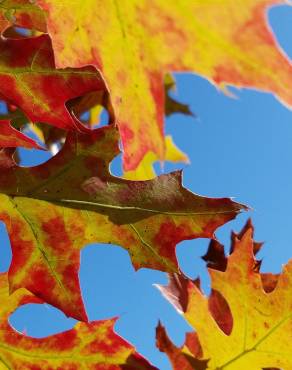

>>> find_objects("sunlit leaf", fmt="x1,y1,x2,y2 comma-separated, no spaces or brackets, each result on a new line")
0,0,46,34
0,34,106,138
0,119,44,149
37,0,292,170
124,135,189,181
157,221,292,369
0,125,246,320
0,273,156,369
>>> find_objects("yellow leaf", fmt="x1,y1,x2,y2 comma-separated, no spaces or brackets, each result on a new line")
124,135,189,181
0,125,245,319
37,0,292,170
157,221,292,369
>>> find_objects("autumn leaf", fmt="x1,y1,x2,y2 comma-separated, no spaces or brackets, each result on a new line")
0,125,246,320
0,33,106,140
124,75,191,181
156,321,208,370
0,119,44,149
1,89,112,156
156,221,292,369
37,0,292,170
124,135,189,181
0,273,157,370
20,72,190,162
0,0,46,34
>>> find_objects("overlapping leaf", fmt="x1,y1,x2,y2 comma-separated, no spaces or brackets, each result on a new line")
0,0,46,34
0,124,245,320
17,74,190,161
0,33,106,149
0,273,156,369
37,0,292,170
124,76,192,180
124,136,189,181
157,221,292,369
0,119,44,149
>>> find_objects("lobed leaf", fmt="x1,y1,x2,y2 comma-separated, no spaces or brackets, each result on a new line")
123,135,189,181
0,273,157,369
0,125,246,320
157,221,292,369
0,0,46,34
0,33,106,139
124,75,192,181
0,119,44,149
20,74,189,159
37,0,292,170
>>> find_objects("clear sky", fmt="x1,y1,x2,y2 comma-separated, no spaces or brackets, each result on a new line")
1,4,292,370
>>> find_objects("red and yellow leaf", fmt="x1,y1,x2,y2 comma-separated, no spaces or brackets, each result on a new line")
124,74,191,181
0,119,44,149
157,221,292,369
0,0,46,34
37,0,292,170
0,125,246,320
124,135,189,181
0,33,106,136
0,273,156,369
20,73,190,161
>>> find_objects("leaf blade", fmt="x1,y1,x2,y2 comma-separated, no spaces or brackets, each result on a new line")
37,0,292,169
0,273,157,369
0,125,246,320
157,221,292,369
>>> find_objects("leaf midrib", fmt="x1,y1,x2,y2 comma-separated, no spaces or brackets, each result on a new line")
217,312,292,369
11,143,242,218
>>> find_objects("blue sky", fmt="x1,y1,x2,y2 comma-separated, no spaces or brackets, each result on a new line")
1,4,292,370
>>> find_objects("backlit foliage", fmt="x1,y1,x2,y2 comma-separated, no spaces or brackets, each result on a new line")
0,1,290,368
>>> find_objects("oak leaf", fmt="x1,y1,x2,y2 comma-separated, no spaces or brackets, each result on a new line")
124,75,192,181
123,135,189,181
0,273,156,370
37,0,292,170
18,73,190,162
156,221,292,369
0,33,106,142
0,0,46,34
0,125,245,321
0,119,44,149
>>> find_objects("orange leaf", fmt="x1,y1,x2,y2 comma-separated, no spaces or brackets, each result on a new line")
0,119,44,149
0,125,246,320
37,0,292,170
0,34,106,133
0,273,156,369
156,221,292,369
